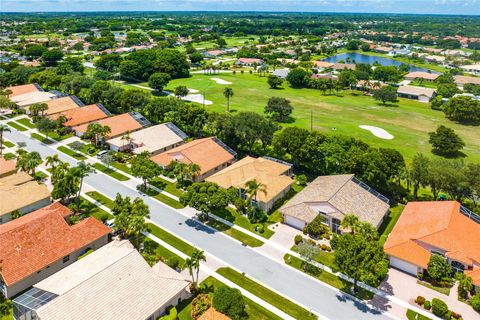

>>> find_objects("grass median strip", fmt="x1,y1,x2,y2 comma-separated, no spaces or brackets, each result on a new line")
142,237,186,270
79,197,113,222
3,140,14,148
31,133,54,144
216,267,317,320
85,191,115,210
7,121,28,131
57,145,87,160
111,161,133,175
16,118,35,128
146,222,195,257
149,177,183,197
93,162,129,181
406,309,432,320
145,187,184,209
207,219,263,247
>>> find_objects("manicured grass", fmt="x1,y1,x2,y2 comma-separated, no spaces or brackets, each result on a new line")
7,121,28,131
111,161,133,175
3,153,15,160
57,145,87,160
93,162,129,181
145,188,185,209
410,79,438,89
378,204,405,245
177,275,282,320
291,245,337,270
206,218,264,247
85,191,115,209
417,280,451,295
213,207,274,239
16,117,35,128
142,237,186,270
146,222,195,257
406,309,432,320
216,267,317,320
149,177,183,197
79,197,113,221
47,131,74,141
68,142,100,156
164,73,480,162
31,133,54,144
2,140,14,148
284,254,374,301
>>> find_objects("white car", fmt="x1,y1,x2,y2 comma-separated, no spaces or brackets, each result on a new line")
96,150,108,159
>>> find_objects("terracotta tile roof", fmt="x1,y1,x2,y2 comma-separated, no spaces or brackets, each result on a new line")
50,103,109,127
41,96,83,116
206,156,293,203
313,61,334,68
6,84,42,98
151,137,235,176
198,308,231,320
405,72,439,81
0,172,51,217
0,202,110,286
280,174,389,226
384,201,480,271
465,268,480,287
73,113,144,139
0,158,17,177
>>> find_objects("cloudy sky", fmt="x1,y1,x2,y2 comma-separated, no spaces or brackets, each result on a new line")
2,0,480,15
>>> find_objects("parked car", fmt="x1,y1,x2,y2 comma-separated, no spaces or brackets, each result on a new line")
96,150,108,159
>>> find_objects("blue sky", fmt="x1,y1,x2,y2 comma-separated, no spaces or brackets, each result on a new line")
1,0,480,15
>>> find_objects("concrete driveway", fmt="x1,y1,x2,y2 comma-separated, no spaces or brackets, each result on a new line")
268,223,302,249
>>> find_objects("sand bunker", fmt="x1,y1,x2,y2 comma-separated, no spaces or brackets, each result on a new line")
359,125,394,140
210,77,232,85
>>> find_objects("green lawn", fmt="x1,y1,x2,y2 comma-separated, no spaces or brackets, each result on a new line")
163,73,480,162
142,237,186,270
31,133,54,144
177,276,282,320
79,197,113,221
378,204,405,245
206,218,264,247
7,121,28,131
284,254,374,301
149,177,183,197
47,131,74,141
406,309,432,320
16,117,35,128
111,161,133,175
145,188,185,209
85,191,115,209
57,146,87,160
93,163,130,181
213,207,275,239
68,142,101,156
146,222,195,257
3,153,15,160
291,245,337,270
2,140,14,148
417,280,451,295
410,79,438,89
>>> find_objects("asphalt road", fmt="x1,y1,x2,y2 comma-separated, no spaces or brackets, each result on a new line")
4,128,394,320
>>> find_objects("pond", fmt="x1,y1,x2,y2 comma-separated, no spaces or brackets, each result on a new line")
323,52,437,73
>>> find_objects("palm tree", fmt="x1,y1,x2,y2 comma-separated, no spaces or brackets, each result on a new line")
45,154,60,170
0,124,11,157
186,163,201,181
192,249,206,287
17,151,42,175
341,214,359,233
186,248,206,288
223,87,234,112
72,161,93,206
245,179,267,208
120,131,131,149
0,88,12,98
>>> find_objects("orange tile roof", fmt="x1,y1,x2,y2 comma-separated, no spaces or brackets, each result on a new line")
465,268,480,287
41,96,82,116
151,137,235,176
0,202,110,286
6,84,41,98
72,113,144,139
50,104,109,127
384,201,480,269
198,308,231,320
0,158,16,177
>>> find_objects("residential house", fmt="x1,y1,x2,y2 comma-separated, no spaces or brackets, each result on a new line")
198,308,231,320
10,91,57,109
151,137,237,182
312,61,334,71
279,174,390,233
12,240,190,320
106,122,187,155
331,63,356,71
272,68,290,79
36,95,84,116
49,103,111,127
404,71,439,82
5,83,43,98
72,112,149,139
375,46,393,54
454,75,480,88
397,85,436,103
0,171,50,224
235,58,263,66
203,50,225,58
0,158,16,178
425,55,446,63
311,73,338,81
384,201,480,290
460,64,480,76
0,202,110,298
206,156,293,212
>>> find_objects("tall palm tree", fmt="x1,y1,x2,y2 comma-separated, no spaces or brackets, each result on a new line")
223,87,234,112
45,154,60,170
245,179,267,207
17,151,42,175
186,248,206,288
341,214,359,233
72,161,93,206
120,131,131,148
0,124,11,157
186,163,201,181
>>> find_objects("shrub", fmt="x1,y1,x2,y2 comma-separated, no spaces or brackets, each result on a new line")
431,298,449,318
256,224,264,234
417,272,423,280
424,300,431,310
304,215,330,238
470,293,480,312
451,311,462,319
166,257,180,270
415,296,426,305
191,294,211,319
427,254,452,282
320,244,331,251
96,212,110,223
213,286,246,320
294,234,303,245
158,306,178,320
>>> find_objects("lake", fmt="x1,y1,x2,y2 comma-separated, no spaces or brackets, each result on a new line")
323,52,436,73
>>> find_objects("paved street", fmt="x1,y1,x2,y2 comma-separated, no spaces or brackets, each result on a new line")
4,127,394,320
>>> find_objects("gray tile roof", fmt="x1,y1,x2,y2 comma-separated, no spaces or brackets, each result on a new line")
280,174,390,227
